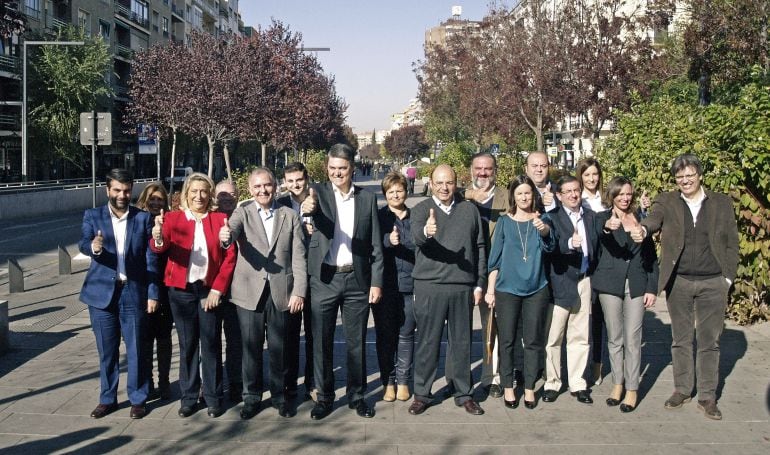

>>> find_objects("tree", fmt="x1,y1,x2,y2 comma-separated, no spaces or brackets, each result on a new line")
0,1,25,39
383,124,429,163
359,143,381,160
27,26,111,179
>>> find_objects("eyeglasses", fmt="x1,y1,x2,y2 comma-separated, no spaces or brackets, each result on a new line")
560,189,581,195
674,173,699,182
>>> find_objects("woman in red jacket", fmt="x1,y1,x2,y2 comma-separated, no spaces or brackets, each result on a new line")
151,172,236,418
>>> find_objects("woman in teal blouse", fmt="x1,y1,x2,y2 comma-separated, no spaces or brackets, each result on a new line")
486,175,555,410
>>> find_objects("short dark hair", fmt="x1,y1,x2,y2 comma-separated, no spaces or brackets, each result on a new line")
284,161,308,179
557,175,579,191
575,158,603,191
670,153,703,177
381,171,407,195
471,151,497,168
105,168,133,188
508,174,542,214
327,143,356,163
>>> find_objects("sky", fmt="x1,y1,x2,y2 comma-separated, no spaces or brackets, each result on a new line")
239,1,491,134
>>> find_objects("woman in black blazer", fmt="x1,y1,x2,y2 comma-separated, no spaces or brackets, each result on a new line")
592,177,659,413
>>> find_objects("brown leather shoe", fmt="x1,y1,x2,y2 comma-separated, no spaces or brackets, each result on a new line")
408,400,429,415
90,403,118,419
461,400,485,415
129,404,147,419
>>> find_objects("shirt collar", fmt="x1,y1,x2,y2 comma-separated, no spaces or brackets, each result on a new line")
431,195,455,211
333,184,355,200
184,209,208,221
108,205,129,221
257,201,277,215
564,205,584,218
680,187,706,204
472,184,496,203
581,189,600,200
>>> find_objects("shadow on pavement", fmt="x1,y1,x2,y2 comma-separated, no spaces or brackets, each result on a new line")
3,427,132,455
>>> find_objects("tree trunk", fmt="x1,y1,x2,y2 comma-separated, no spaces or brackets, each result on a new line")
261,142,267,167
207,135,215,179
223,141,233,182
169,126,178,193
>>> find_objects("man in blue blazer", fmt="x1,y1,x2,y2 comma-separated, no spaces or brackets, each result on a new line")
543,175,599,405
78,169,159,419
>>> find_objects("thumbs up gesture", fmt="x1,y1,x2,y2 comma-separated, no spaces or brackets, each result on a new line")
390,225,400,246
219,217,231,244
426,208,438,237
639,189,651,210
606,209,622,231
630,219,645,243
571,226,583,249
542,182,554,207
152,209,164,243
301,188,317,216
92,229,104,254
532,211,549,235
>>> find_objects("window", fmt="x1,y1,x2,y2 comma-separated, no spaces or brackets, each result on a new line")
152,10,159,31
131,0,148,25
192,7,202,28
25,0,41,19
99,20,111,40
162,17,169,35
78,10,91,36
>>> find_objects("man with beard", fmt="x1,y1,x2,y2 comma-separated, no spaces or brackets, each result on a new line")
461,152,509,398
78,169,159,419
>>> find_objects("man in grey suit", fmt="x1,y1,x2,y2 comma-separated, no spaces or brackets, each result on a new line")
219,168,307,419
304,143,384,420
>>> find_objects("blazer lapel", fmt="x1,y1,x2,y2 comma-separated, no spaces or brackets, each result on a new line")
101,205,116,253
124,207,136,255
249,203,270,248
269,209,285,253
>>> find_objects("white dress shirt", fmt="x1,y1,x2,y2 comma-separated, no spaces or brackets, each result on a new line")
185,209,209,283
324,184,355,266
681,187,706,225
581,189,604,212
109,205,128,281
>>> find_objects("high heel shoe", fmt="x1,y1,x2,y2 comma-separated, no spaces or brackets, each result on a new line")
523,390,537,409
503,388,518,409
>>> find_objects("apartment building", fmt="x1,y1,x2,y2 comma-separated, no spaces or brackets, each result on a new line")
0,0,244,181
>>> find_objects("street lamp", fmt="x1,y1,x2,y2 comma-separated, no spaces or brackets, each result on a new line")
22,40,84,182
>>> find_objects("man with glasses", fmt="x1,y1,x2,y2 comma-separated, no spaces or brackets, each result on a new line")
542,176,599,405
631,154,738,420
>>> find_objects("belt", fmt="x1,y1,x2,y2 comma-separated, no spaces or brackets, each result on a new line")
323,263,354,274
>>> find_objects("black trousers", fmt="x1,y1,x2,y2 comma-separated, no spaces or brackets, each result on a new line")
143,286,172,387
168,282,224,408
310,270,370,403
372,290,405,387
413,287,474,405
222,297,243,387
237,283,301,406
300,285,314,391
495,286,550,390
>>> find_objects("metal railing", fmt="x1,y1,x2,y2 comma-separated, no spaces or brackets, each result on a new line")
171,2,184,19
0,55,20,73
114,1,149,29
115,43,134,59
0,114,19,129
0,177,158,194
46,15,67,31
25,7,41,20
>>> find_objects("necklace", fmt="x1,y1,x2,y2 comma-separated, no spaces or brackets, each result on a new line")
515,217,530,262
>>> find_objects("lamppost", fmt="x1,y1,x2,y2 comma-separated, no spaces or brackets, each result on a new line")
22,40,84,182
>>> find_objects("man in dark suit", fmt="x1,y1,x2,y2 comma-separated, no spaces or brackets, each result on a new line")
220,168,307,419
304,144,384,420
632,154,738,420
78,169,159,419
276,162,316,402
543,175,599,405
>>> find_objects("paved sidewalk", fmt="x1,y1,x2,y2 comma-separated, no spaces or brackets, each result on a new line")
0,180,768,454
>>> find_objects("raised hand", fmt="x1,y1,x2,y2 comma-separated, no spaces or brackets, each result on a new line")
301,187,317,215
542,182,554,207
389,225,400,246
571,225,583,249
219,217,231,244
606,209,622,231
152,209,164,243
426,208,437,237
92,229,104,254
532,211,549,235
630,221,645,243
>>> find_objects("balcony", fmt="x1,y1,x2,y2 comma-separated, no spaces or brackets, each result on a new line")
194,0,217,20
171,2,184,20
219,2,229,18
0,55,20,74
0,114,20,130
25,6,42,20
114,1,149,29
115,43,135,59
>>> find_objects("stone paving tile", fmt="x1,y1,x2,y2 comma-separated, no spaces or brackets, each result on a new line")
0,433,143,455
238,420,365,444
4,388,81,415
0,413,130,438
121,417,249,442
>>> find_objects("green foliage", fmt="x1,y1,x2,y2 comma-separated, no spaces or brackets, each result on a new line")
495,153,526,190
436,141,474,186
597,78,770,323
27,26,112,177
230,165,258,202
304,149,328,183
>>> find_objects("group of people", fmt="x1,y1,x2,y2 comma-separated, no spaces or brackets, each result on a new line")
78,145,737,423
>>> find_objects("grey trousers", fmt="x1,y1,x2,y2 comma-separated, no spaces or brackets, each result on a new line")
666,275,730,401
598,280,645,390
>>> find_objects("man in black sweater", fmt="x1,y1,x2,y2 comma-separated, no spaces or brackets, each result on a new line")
408,164,487,416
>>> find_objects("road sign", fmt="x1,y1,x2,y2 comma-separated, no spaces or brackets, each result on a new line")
79,112,112,146
490,144,500,156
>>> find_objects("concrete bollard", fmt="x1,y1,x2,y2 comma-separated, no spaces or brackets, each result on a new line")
0,300,8,354
59,245,72,276
8,259,23,293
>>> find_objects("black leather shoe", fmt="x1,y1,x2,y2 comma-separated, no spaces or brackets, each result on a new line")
310,401,333,420
278,403,296,418
542,390,559,403
524,399,537,409
408,400,429,415
178,404,197,418
620,403,636,413
349,400,375,418
461,400,484,415
488,384,503,398
571,390,593,404
229,383,243,403
504,398,519,409
606,397,622,406
129,404,147,419
240,402,260,420
207,406,224,418
90,403,118,419
158,382,172,401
